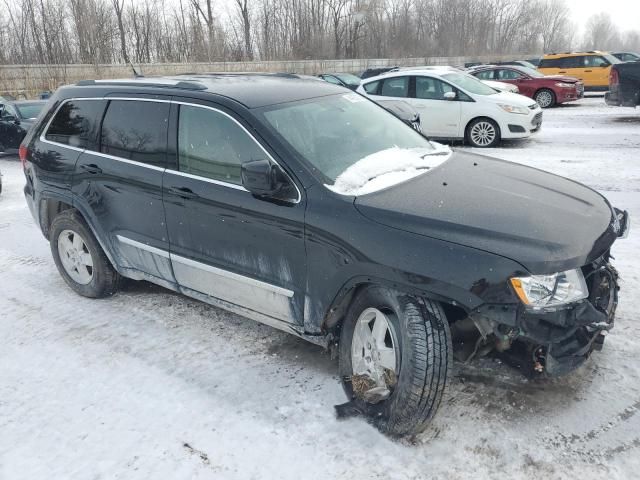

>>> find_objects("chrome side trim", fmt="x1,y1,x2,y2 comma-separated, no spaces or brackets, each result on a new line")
89,150,166,172
180,286,300,335
116,235,170,258
164,169,248,192
170,253,294,298
40,138,86,152
115,234,293,298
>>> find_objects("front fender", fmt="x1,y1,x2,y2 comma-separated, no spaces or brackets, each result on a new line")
303,186,524,334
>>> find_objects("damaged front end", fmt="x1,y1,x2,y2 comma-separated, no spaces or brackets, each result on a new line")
455,253,620,377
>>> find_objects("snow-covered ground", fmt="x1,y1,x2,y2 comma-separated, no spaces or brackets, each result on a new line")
1,97,639,479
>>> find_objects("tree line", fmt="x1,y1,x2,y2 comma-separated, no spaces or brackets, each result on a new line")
0,0,638,65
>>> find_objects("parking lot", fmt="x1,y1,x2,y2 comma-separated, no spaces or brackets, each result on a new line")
1,96,639,479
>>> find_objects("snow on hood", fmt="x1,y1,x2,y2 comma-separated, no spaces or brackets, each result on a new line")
327,142,452,196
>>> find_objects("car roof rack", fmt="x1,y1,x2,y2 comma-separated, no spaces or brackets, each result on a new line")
174,71,303,79
75,78,207,90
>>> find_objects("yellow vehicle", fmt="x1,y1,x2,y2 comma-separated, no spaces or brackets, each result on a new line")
538,51,621,91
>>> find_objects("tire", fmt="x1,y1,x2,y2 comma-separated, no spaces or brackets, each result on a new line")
338,285,452,436
534,88,556,108
49,209,120,298
465,118,500,148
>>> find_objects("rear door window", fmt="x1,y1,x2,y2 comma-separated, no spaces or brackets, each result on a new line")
45,99,106,149
560,56,583,68
496,69,523,80
100,100,169,167
474,70,495,80
177,105,265,185
381,77,409,97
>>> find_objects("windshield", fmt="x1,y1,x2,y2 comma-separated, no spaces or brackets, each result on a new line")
516,66,544,78
334,73,361,86
260,93,449,193
441,73,498,95
15,102,44,119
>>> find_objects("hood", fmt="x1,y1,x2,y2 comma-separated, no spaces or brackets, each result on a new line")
354,151,617,274
542,75,581,83
483,91,536,107
482,80,517,92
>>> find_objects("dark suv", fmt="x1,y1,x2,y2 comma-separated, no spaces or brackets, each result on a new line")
22,74,628,436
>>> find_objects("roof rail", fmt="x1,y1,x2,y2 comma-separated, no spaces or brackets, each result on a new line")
75,79,207,90
174,71,303,79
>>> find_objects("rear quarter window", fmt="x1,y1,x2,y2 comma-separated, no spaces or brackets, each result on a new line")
45,99,106,149
100,100,169,167
363,80,381,94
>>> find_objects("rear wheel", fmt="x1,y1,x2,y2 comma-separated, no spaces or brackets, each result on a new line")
534,88,556,108
50,209,120,298
338,286,452,436
466,118,500,148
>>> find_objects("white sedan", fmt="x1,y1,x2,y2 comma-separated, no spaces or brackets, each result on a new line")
357,68,542,147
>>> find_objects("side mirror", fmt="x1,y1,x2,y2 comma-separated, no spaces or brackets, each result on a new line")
443,91,456,101
241,159,290,198
2,114,17,123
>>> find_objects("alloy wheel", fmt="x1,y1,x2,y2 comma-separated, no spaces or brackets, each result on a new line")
351,308,400,389
57,229,94,285
536,90,554,108
470,121,497,147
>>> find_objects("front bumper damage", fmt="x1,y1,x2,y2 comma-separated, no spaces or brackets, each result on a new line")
519,256,619,375
468,253,620,377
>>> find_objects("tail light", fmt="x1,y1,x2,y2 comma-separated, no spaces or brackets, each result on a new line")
609,68,619,87
19,145,28,168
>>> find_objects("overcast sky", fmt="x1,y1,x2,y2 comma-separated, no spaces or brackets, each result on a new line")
568,0,640,32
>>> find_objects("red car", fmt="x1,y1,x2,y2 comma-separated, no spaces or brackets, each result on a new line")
468,65,584,108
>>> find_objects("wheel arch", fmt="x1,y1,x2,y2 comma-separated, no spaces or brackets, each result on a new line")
464,115,501,145
42,195,120,274
38,194,74,240
321,275,471,334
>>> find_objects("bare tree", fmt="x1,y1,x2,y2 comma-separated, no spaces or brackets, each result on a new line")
112,0,130,63
2,0,640,69
234,0,253,60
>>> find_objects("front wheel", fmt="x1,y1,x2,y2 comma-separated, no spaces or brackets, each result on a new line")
338,286,452,436
534,89,556,108
466,118,500,148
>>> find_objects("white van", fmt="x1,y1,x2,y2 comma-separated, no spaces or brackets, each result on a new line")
357,68,543,148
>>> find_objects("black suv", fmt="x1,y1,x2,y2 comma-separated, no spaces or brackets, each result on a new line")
22,74,628,436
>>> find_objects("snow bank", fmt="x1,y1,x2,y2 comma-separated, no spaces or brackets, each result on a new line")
327,142,452,196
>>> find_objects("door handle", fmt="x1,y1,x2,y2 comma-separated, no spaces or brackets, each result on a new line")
584,70,592,72
168,186,199,200
558,71,567,73
80,164,102,174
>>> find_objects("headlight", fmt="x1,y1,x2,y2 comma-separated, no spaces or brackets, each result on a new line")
498,104,529,115
510,269,588,309
555,82,575,88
